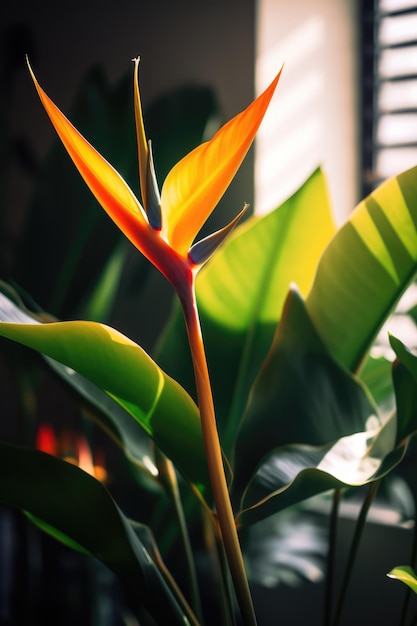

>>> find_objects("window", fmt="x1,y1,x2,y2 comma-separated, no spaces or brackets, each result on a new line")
362,0,417,196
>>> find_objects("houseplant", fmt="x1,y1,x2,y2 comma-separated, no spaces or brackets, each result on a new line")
0,56,417,625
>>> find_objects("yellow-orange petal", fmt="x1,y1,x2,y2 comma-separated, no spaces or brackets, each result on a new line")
27,58,148,238
160,68,282,256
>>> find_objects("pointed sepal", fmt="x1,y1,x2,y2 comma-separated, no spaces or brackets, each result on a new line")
145,140,162,230
133,56,149,208
188,203,249,266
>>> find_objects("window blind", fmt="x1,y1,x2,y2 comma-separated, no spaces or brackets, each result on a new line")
362,0,417,195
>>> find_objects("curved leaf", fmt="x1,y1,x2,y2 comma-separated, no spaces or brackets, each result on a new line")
232,287,380,507
157,168,335,451
0,283,158,480
0,442,192,625
306,165,417,372
233,292,417,525
390,334,417,444
387,566,417,594
359,353,395,412
0,292,210,495
236,437,406,526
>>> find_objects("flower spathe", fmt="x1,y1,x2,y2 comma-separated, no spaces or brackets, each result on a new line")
27,56,281,298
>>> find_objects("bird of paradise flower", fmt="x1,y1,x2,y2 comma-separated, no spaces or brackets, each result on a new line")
27,56,281,626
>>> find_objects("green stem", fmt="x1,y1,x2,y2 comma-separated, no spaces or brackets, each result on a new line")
399,508,417,626
152,544,202,626
324,489,342,626
202,510,235,626
181,282,257,626
332,481,380,626
156,449,204,624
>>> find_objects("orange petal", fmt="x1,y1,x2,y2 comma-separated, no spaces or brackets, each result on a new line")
27,58,148,239
160,68,282,256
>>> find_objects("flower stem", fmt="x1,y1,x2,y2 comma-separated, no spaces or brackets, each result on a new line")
181,282,257,626
398,506,417,626
324,489,341,626
155,448,204,623
332,481,379,626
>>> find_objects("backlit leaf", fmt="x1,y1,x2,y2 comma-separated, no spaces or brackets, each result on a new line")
157,169,335,451
0,290,209,495
306,165,417,373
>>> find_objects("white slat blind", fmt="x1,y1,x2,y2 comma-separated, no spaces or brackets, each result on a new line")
374,0,417,182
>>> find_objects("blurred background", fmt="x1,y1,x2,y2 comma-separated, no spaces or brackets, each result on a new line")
1,0,417,624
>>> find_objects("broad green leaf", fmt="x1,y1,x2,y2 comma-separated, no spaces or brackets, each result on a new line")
157,168,335,451
0,292,210,496
232,289,417,525
0,442,193,625
387,566,417,594
236,438,406,526
0,283,160,484
232,287,381,508
306,165,417,373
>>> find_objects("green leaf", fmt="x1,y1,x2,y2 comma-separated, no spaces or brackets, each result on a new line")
236,425,406,526
82,239,130,323
232,288,377,502
0,282,157,482
306,165,417,373
0,443,193,624
390,334,417,444
359,353,395,411
387,566,417,594
157,168,335,451
0,291,210,496
232,289,414,525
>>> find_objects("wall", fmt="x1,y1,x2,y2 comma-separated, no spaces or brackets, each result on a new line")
255,0,360,223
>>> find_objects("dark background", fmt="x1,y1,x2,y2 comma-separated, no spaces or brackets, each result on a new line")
1,0,255,288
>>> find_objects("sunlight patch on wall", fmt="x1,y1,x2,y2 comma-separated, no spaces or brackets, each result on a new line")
255,1,359,223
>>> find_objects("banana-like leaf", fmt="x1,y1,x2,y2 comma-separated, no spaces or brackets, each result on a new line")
0,442,192,625
232,289,415,526
306,165,417,373
0,291,210,496
387,566,417,594
157,168,335,451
